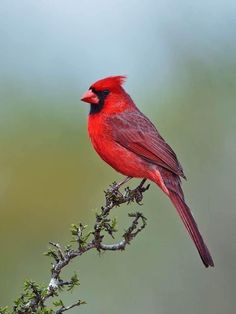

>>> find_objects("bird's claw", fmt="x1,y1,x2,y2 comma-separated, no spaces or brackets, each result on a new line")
104,179,150,207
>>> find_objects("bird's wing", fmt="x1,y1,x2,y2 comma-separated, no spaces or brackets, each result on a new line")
109,110,186,178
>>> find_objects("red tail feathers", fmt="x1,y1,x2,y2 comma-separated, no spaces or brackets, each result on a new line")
168,191,214,267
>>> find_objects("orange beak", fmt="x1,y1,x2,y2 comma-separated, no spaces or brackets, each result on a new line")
81,90,99,104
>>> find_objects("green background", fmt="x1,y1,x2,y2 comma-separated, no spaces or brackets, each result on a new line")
0,1,235,313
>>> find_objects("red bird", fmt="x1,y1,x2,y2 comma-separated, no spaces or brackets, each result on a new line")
81,75,214,267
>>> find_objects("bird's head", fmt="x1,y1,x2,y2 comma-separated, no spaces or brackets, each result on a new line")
81,75,133,115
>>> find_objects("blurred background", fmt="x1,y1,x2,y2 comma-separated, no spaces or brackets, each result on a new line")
0,0,236,313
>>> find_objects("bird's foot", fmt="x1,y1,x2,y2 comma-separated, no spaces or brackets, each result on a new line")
125,179,150,205
109,176,132,193
104,179,131,208
104,178,150,208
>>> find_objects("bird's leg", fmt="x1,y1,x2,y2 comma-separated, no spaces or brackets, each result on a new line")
108,177,133,198
131,179,149,204
114,176,133,190
112,177,146,192
137,178,147,189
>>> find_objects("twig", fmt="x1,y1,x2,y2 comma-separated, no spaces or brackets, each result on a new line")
56,300,86,314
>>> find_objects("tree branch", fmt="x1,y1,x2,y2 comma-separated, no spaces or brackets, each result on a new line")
0,180,150,314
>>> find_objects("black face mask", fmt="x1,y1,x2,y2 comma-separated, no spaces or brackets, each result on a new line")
89,89,110,115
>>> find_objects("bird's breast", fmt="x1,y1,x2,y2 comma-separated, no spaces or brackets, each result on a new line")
88,114,117,163
87,114,152,178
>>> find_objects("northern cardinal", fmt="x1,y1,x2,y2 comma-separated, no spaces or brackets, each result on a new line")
81,75,214,267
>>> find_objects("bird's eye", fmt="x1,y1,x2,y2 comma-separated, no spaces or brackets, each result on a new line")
103,90,110,95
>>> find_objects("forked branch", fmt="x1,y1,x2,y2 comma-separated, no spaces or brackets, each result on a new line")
0,180,150,314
